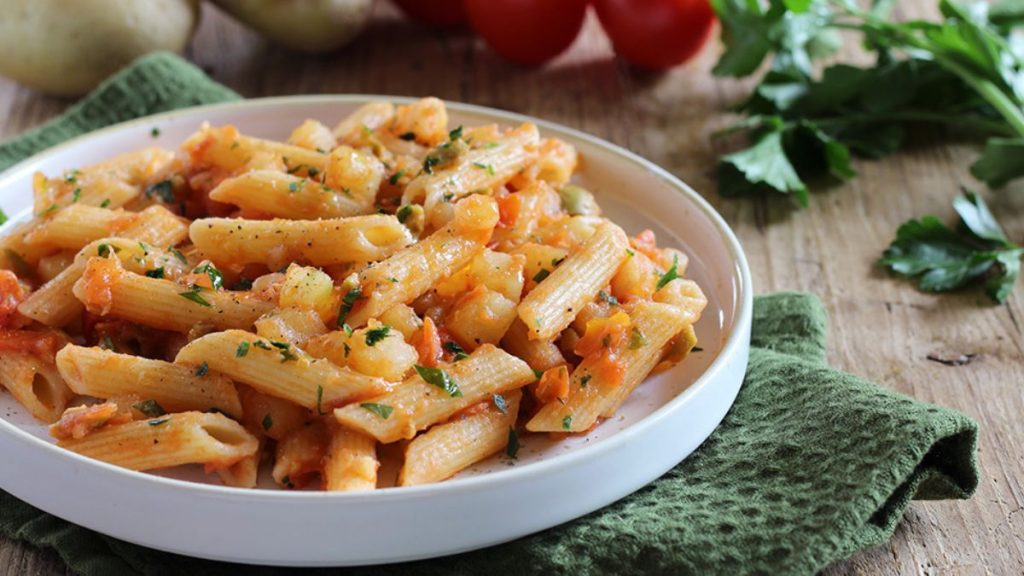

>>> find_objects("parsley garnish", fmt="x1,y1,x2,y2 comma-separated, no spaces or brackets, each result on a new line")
628,327,648,349
270,341,298,362
598,290,619,305
168,247,187,264
448,125,463,141
343,342,351,358
365,325,390,346
533,369,544,380
288,180,304,193
144,180,175,204
562,415,572,431
195,362,209,377
360,402,394,419
692,346,704,352
37,203,58,217
64,169,80,184
422,155,440,174
253,340,272,350
389,170,405,185
99,199,111,208
100,336,116,351
145,267,165,279
880,190,1023,303
262,414,273,431
193,263,224,290
655,255,679,291
133,399,165,417
396,205,414,223
580,373,592,388
443,340,469,361
0,208,7,225
96,243,120,258
236,341,250,357
414,365,462,397
148,417,171,427
178,286,211,307
506,427,519,459
71,188,81,203
337,287,362,327
532,269,551,283
399,131,416,141
472,162,495,175
316,385,325,415
492,394,507,414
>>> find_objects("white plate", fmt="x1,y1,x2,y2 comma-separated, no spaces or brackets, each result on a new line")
0,96,752,566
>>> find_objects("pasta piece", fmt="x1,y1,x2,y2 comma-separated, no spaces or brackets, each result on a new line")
323,145,385,209
344,321,419,381
345,195,498,327
216,435,263,489
518,221,629,340
323,424,378,491
183,124,327,174
19,236,189,328
446,286,518,347
208,170,365,219
652,278,708,325
35,252,75,282
333,101,395,143
237,385,308,441
189,215,414,269
288,119,336,152
500,319,565,372
403,123,540,229
56,411,258,471
390,97,448,146
254,308,327,347
175,330,389,411
0,350,73,422
23,204,187,252
73,257,274,333
55,345,242,417
334,344,534,443
526,301,691,432
377,303,422,341
278,266,338,323
272,419,328,488
399,390,521,486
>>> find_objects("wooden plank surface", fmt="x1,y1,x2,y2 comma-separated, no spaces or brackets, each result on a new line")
0,1,1021,574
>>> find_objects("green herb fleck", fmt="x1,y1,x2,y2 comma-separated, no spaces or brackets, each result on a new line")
0,208,7,225
145,180,175,204
360,403,394,419
71,188,82,203
533,368,544,380
443,340,469,361
193,263,224,290
253,340,272,350
133,399,166,417
178,286,211,307
396,205,414,223
562,415,572,431
365,325,391,346
492,394,508,414
655,255,679,291
506,427,519,458
37,204,59,217
626,249,635,257
692,346,704,352
97,243,120,258
448,126,463,141
580,374,592,388
195,362,209,377
532,269,551,283
598,290,619,306
236,341,250,357
64,169,81,184
150,127,161,138
337,287,362,327
145,267,165,279
99,199,111,208
414,365,462,397
343,342,351,358
472,162,495,175
262,413,273,431
628,327,648,349
168,247,187,264
316,384,325,415
100,336,116,351
288,180,304,194
389,170,405,185
148,417,171,427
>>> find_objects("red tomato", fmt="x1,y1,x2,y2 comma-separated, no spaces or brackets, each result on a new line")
593,0,716,70
392,0,468,28
464,0,589,66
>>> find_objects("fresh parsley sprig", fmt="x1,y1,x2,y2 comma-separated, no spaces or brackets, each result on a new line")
880,190,1022,303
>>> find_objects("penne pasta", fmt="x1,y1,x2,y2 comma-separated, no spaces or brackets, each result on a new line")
189,215,415,269
56,411,258,471
334,344,534,443
208,170,366,219
175,329,390,411
399,390,521,486
323,424,379,491
0,349,73,423
517,221,629,341
55,345,242,417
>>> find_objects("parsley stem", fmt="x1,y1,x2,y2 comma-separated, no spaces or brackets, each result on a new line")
801,112,1017,137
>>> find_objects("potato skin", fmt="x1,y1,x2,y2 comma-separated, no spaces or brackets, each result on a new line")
0,0,199,96
211,0,373,54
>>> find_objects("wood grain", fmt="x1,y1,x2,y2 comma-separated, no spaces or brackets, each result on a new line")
1,1,1021,574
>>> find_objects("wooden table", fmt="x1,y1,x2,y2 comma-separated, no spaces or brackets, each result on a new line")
1,1,1021,574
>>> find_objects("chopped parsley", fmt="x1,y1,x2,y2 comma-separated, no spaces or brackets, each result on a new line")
692,346,704,352
533,369,544,380
99,199,111,208
96,243,120,258
364,325,391,346
144,180,175,204
316,384,325,415
64,169,81,184
337,287,362,327
562,415,573,431
145,267,165,279
193,263,224,290
396,205,414,223
71,188,82,203
580,373,592,388
133,400,166,417
168,247,187,264
626,249,636,257
472,162,495,175
532,269,551,283
628,327,648,349
443,340,469,361
253,340,272,350
262,414,273,431
195,362,209,377
655,255,679,291
506,427,519,458
422,155,441,174
100,336,117,351
0,208,6,225
389,170,405,185
287,180,304,193
37,203,59,217
178,286,211,307
598,290,619,306
399,131,417,141
137,242,149,255
150,127,161,138
414,365,462,397
448,125,463,141
343,342,351,358
492,394,508,414
148,417,171,427
360,402,394,419
236,341,250,357
342,323,354,337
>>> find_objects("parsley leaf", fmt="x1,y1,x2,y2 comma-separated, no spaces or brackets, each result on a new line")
532,268,551,283
262,413,273,431
360,402,394,419
178,286,211,307
145,267,165,279
879,190,1022,303
236,341,250,357
414,365,462,397
562,415,573,431
364,325,391,346
133,399,166,417
0,208,7,225
443,340,470,361
193,263,224,290
506,427,519,458
195,362,209,377
655,255,679,291
144,180,176,204
316,385,325,415
337,287,362,327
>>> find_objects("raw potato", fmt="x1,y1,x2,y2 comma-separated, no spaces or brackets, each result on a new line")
211,0,373,54
0,0,199,96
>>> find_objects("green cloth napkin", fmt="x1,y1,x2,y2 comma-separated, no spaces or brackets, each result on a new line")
0,53,979,576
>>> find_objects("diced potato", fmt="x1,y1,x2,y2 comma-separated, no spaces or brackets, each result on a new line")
469,249,525,302
512,243,568,290
324,145,385,208
391,97,448,146
238,385,308,441
378,304,422,341
610,249,657,302
279,265,337,323
446,286,518,348
255,308,327,346
346,321,418,381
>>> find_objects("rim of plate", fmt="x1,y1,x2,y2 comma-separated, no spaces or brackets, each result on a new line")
0,95,753,502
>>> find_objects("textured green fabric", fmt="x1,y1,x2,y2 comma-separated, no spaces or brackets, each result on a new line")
0,54,979,576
